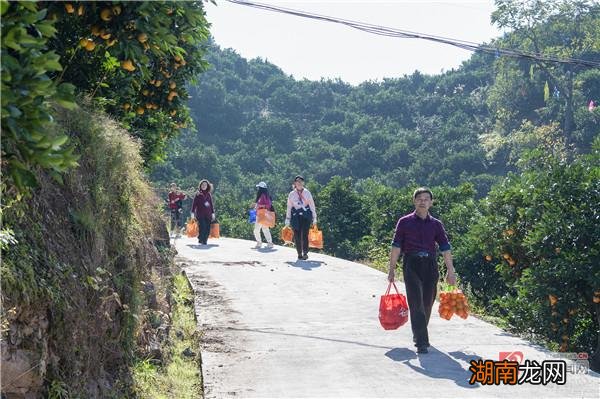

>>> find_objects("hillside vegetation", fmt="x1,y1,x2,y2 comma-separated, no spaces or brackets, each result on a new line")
2,105,174,397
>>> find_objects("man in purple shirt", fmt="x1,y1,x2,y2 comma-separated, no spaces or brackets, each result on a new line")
388,187,457,354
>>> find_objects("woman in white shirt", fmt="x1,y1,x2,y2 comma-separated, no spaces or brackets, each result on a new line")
285,175,317,260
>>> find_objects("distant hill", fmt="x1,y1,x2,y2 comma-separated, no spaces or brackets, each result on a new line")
152,32,598,198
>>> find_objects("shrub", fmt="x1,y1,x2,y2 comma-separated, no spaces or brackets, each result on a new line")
456,137,600,369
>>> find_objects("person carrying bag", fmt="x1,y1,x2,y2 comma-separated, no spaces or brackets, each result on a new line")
167,183,186,238
285,175,317,260
191,179,216,245
253,182,274,249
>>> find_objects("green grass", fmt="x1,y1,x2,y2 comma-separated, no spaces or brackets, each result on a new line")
132,274,202,399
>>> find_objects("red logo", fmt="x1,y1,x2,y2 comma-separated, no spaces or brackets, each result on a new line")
499,351,524,363
577,352,589,360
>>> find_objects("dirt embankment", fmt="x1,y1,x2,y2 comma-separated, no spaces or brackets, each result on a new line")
1,106,175,398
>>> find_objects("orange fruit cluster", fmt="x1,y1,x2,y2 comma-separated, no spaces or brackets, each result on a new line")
438,289,469,320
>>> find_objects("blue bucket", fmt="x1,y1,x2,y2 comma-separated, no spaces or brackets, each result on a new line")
248,209,256,223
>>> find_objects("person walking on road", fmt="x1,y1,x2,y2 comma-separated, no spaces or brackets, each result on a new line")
167,183,187,238
191,179,215,245
285,175,317,260
253,182,275,249
387,187,457,354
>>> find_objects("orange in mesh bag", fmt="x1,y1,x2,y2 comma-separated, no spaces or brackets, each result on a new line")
280,226,294,245
209,222,220,239
379,282,409,330
256,208,276,228
308,225,323,249
186,218,198,238
438,285,469,320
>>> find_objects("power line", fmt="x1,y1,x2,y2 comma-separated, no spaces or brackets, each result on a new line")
226,0,600,68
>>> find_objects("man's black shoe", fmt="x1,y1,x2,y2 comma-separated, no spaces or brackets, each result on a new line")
416,346,428,354
413,337,430,347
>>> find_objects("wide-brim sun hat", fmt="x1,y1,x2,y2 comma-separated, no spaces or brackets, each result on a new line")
256,181,267,188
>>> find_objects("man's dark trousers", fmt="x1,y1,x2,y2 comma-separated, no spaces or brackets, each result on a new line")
402,254,439,348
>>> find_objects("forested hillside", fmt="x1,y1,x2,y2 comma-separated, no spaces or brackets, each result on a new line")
152,4,599,199
151,0,600,371
152,45,501,196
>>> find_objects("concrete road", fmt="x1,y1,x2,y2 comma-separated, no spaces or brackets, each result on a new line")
174,236,599,398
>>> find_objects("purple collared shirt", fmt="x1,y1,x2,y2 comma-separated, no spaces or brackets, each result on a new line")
391,211,451,255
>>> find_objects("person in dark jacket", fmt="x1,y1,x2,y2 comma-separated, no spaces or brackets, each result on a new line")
191,179,215,245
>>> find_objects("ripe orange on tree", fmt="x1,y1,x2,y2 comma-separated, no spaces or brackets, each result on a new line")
121,60,135,72
91,25,101,36
100,8,112,22
84,40,96,52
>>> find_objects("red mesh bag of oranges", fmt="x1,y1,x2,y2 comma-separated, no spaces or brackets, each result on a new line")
438,285,469,320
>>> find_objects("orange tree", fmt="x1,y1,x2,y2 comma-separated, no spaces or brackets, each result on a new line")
1,1,78,196
43,0,211,163
454,137,600,371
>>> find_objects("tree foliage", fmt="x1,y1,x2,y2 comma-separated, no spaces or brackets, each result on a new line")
1,0,211,202
1,1,77,196
44,0,211,162
490,0,600,144
456,138,600,368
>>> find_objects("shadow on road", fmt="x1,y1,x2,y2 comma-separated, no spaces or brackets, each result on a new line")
448,350,482,362
187,244,220,250
386,346,479,389
256,247,278,253
285,260,326,270
227,327,393,350
385,347,417,362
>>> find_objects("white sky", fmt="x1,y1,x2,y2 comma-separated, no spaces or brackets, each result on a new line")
205,0,505,85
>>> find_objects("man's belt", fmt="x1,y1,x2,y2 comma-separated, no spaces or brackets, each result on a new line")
405,251,433,258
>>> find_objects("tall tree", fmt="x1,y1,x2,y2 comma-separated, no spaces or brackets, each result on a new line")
491,0,600,140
